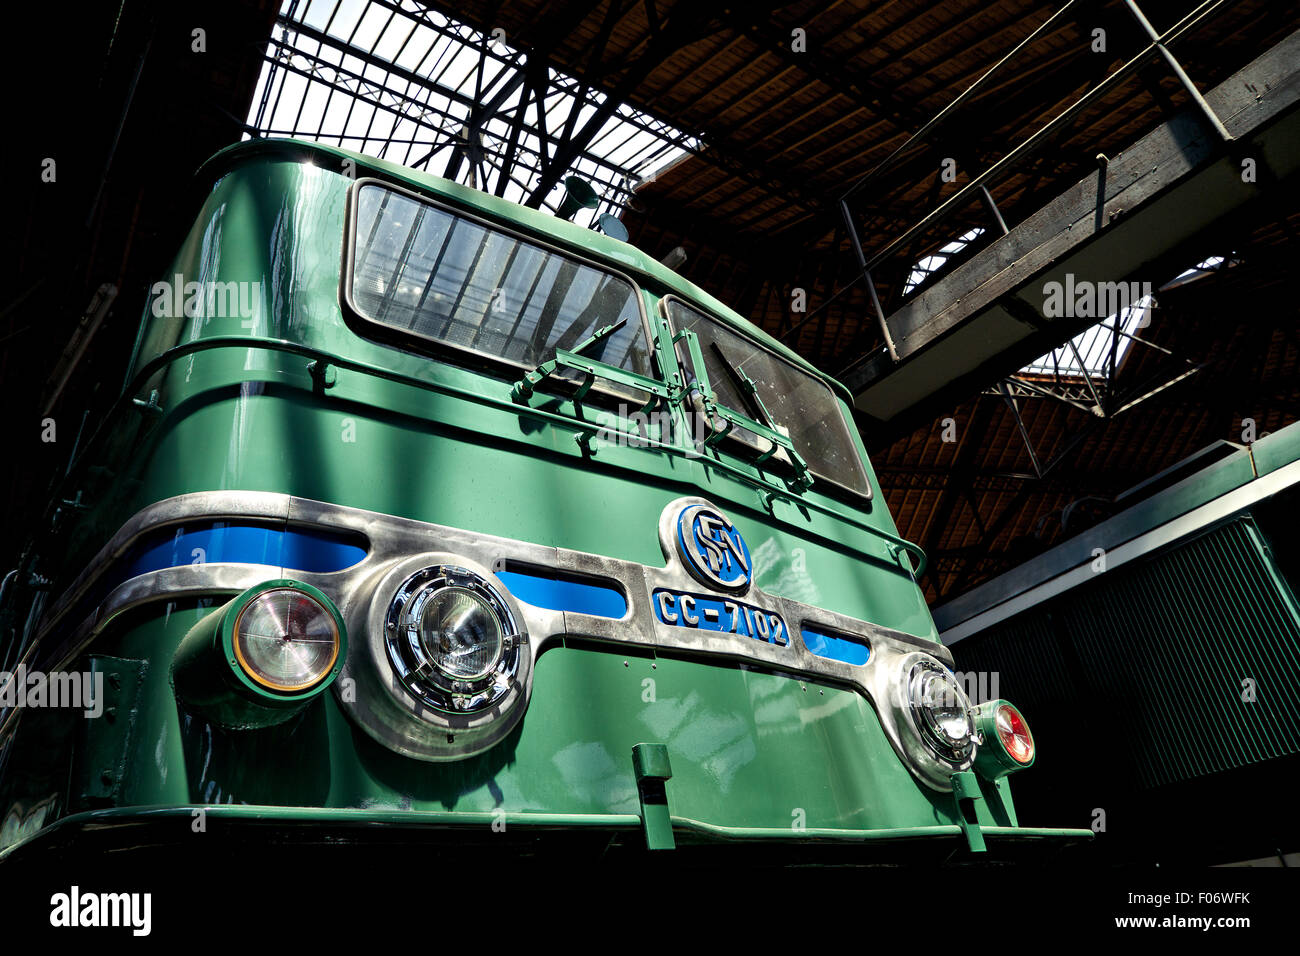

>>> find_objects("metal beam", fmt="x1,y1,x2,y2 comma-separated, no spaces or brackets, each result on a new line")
845,28,1300,430
523,0,735,207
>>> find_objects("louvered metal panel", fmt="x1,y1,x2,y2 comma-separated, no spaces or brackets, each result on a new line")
953,515,1300,791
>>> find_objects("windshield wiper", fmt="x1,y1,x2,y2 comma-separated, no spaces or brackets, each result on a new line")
512,319,669,410
692,339,813,492
709,342,771,427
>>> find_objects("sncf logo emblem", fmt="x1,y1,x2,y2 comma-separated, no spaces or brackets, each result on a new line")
675,504,752,592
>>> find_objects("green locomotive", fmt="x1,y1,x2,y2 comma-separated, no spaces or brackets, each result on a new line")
0,138,1088,861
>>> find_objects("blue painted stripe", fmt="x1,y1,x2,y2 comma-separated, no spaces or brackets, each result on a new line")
801,626,870,666
496,570,626,618
126,523,367,577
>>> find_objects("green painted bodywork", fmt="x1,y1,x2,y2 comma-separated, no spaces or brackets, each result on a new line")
0,139,1087,854
11,602,997,835
106,142,932,631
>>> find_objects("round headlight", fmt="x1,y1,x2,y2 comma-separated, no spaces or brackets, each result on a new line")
232,587,341,692
418,587,504,679
386,566,522,714
907,659,977,764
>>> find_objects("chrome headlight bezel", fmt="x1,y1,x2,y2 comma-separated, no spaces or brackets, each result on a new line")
337,552,534,762
889,651,979,787
907,658,978,765
385,565,522,713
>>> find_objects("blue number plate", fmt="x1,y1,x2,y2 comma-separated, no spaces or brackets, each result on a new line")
652,588,789,646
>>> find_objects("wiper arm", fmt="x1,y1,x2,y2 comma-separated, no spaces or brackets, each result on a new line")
512,319,670,409
512,319,626,400
702,341,813,492
709,342,772,429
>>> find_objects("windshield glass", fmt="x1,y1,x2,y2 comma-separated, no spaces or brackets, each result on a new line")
665,297,871,497
349,183,652,376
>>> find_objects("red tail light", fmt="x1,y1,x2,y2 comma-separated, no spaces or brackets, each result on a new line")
996,703,1035,764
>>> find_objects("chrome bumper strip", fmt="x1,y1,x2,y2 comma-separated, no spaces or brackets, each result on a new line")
8,491,956,786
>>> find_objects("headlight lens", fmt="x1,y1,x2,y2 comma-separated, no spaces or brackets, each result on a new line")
418,587,504,679
907,659,977,764
233,587,341,692
386,566,522,714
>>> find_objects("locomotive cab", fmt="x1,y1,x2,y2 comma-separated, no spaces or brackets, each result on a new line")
0,138,1091,862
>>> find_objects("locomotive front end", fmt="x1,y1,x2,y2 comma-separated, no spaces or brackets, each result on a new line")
0,139,1091,864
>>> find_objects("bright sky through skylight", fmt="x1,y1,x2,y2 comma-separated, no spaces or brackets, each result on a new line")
904,228,1227,380
903,227,985,295
244,0,696,224
1019,298,1151,378
1021,256,1226,377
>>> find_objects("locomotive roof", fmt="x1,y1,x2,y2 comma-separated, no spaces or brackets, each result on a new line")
199,138,851,403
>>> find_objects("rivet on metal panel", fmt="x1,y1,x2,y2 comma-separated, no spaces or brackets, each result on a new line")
74,656,146,810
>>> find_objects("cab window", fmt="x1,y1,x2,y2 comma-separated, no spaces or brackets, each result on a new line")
347,183,654,382
664,297,871,498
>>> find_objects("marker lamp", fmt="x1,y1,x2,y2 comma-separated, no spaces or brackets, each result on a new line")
172,579,347,729
974,700,1036,777
233,587,341,692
